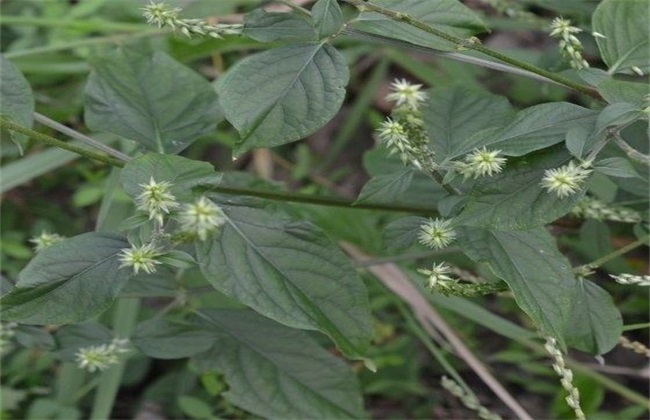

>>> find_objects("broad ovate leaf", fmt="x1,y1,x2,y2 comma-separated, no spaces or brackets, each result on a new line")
312,0,345,38
219,43,348,154
243,9,316,42
85,49,221,154
1,233,130,324
592,0,649,75
351,0,486,51
195,197,372,359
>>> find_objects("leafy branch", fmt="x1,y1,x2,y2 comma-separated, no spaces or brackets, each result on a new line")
341,0,601,99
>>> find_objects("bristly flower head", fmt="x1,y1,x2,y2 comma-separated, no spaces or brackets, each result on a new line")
119,243,164,275
136,177,179,225
75,339,130,373
142,1,243,38
30,231,65,252
178,196,226,241
541,161,592,198
418,262,456,289
610,274,650,286
386,78,428,110
418,218,457,249
458,147,507,179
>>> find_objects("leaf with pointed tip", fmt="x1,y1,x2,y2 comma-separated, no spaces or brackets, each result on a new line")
0,54,34,150
312,0,344,38
243,9,316,42
85,49,221,154
0,233,130,325
195,197,372,359
355,169,415,205
219,43,348,154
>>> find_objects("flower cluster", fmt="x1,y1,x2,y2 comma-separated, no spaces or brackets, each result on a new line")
0,322,17,356
418,262,457,290
441,376,502,420
142,2,242,38
619,336,650,358
30,231,65,252
610,273,650,286
541,161,592,198
549,17,589,70
119,243,164,275
75,338,130,373
455,147,507,179
136,177,179,225
377,79,436,172
570,197,641,223
544,336,585,420
418,218,457,250
178,196,227,241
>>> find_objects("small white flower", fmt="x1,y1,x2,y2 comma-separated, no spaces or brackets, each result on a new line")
136,177,179,225
549,17,589,69
178,196,226,241
418,218,457,249
386,78,428,109
142,2,182,28
460,147,507,179
75,339,130,373
591,31,606,39
418,262,456,289
610,274,650,286
29,231,65,252
550,17,581,37
119,243,164,275
541,161,592,198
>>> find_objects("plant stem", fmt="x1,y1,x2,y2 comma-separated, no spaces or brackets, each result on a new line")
0,119,127,167
0,15,147,32
89,298,140,420
212,185,439,215
613,131,650,166
34,113,132,162
341,0,600,99
581,234,650,271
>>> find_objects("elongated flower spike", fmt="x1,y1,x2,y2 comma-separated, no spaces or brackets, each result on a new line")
549,17,589,69
142,2,242,38
418,218,457,249
544,337,585,420
541,161,592,198
610,274,650,286
418,262,456,289
441,376,502,420
119,243,164,275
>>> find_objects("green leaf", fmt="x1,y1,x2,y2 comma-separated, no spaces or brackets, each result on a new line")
355,169,415,204
565,126,591,159
459,227,619,353
243,10,316,42
195,197,372,359
312,0,344,38
594,157,640,178
421,86,513,161
219,43,348,154
351,0,486,51
84,49,221,154
597,79,650,105
132,317,217,359
120,153,222,203
383,216,428,251
0,233,130,324
595,102,642,134
563,279,622,354
0,54,34,151
455,150,585,230
192,309,366,419
55,322,114,360
178,396,214,419
593,0,649,75
455,103,597,157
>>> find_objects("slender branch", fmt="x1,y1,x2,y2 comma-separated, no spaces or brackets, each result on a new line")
341,0,601,99
613,131,650,166
212,185,440,215
1,119,127,167
579,234,650,271
0,15,147,32
34,113,132,162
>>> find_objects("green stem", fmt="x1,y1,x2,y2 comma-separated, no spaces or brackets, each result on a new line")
0,119,127,167
55,363,86,405
211,186,439,215
89,298,141,420
341,0,600,99
581,234,650,271
0,15,147,32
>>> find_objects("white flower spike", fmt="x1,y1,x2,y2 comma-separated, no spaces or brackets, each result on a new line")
178,196,226,241
418,218,457,249
418,262,456,289
30,231,65,252
136,177,179,225
461,147,507,179
541,161,591,198
75,339,130,373
386,78,428,110
119,243,164,275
